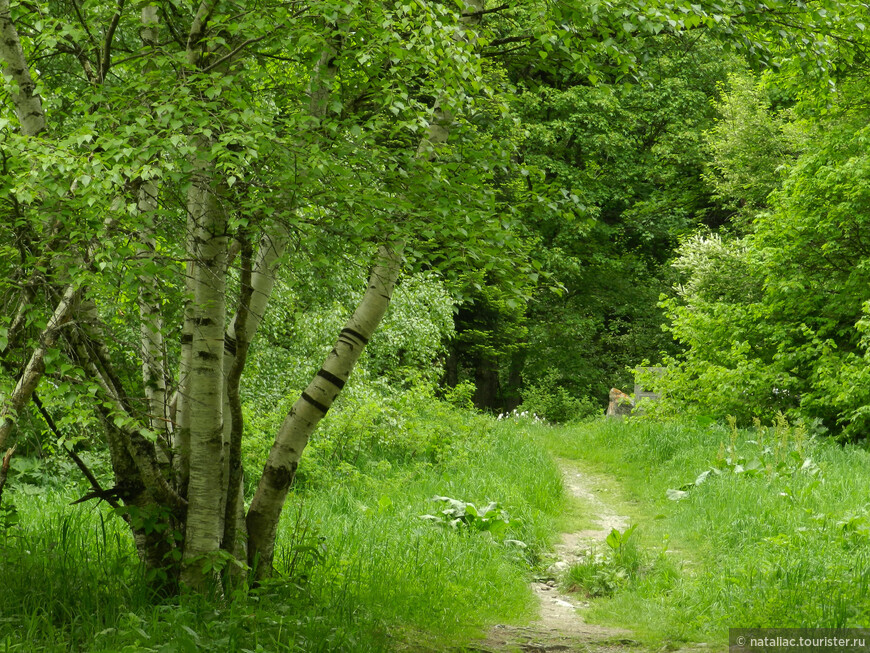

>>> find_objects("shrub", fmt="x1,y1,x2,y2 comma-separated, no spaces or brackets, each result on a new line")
518,370,601,423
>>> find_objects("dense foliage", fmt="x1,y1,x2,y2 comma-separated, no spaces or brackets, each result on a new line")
4,2,870,649
657,72,870,438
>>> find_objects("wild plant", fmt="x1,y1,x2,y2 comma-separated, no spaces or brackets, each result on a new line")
563,525,643,597
420,495,525,543
667,414,820,501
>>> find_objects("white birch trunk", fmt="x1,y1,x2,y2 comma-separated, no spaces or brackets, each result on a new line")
0,0,46,136
136,4,169,467
246,245,403,576
173,250,196,495
243,0,483,578
138,182,170,464
180,152,229,591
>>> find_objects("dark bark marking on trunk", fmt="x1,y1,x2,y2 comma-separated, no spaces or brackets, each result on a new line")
224,335,237,356
181,333,193,344
300,391,329,415
263,461,297,492
316,368,346,389
194,350,220,361
339,327,369,344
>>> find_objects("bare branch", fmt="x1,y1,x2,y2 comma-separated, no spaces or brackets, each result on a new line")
200,33,272,73
99,0,127,82
31,392,121,511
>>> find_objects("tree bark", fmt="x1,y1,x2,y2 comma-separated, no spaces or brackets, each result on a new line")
0,0,51,483
0,446,15,508
136,6,169,467
138,182,171,465
245,0,483,579
0,283,79,452
65,305,186,514
0,0,46,136
246,244,403,578
179,148,229,591
220,233,254,563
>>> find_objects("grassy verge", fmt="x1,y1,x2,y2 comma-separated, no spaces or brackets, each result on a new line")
535,417,870,647
0,409,564,652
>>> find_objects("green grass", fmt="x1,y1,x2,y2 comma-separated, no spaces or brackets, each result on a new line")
10,401,867,652
0,413,565,652
535,417,870,647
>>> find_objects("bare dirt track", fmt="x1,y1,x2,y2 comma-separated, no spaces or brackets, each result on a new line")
462,460,639,653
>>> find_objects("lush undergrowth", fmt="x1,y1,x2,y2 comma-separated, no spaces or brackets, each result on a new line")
538,416,870,645
0,404,563,652
10,387,868,652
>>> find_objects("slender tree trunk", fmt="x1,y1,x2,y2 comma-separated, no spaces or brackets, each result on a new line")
0,0,46,137
0,0,50,489
173,0,217,505
136,2,169,465
473,358,501,410
246,245,403,578
0,284,79,452
219,228,290,566
216,39,332,563
179,149,229,591
138,182,171,465
221,234,254,563
244,0,483,579
0,446,15,508
174,251,196,497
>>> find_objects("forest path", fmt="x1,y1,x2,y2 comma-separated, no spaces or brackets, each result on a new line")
463,459,639,652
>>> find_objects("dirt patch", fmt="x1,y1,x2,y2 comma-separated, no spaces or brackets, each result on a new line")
463,461,638,652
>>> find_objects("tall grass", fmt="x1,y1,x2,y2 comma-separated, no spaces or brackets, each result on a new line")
0,412,564,652
539,417,870,644
274,419,563,638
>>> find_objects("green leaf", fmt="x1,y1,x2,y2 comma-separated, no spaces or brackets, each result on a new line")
666,488,689,501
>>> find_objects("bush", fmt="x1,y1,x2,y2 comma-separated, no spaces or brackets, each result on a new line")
659,116,870,437
518,370,601,423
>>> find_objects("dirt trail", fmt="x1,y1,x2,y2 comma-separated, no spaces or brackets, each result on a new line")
465,460,638,652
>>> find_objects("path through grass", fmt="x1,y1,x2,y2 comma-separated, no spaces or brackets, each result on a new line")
531,417,870,648
5,412,868,651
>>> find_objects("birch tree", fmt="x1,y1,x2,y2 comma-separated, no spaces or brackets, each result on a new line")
0,0,502,592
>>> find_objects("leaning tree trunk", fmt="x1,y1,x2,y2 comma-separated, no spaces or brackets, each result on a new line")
0,0,49,491
0,284,79,452
246,244,403,578
244,0,484,579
